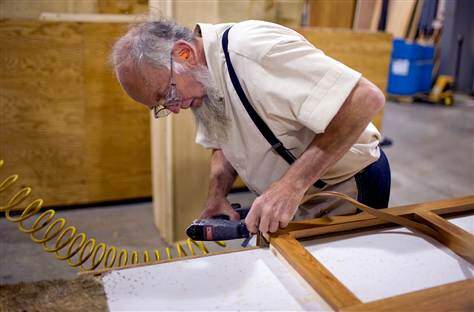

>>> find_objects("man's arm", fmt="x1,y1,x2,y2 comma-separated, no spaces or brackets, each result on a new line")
245,77,385,234
199,149,240,220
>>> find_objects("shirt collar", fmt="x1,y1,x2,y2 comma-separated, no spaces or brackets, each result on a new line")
195,23,234,92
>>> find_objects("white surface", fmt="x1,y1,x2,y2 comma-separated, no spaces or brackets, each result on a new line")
302,215,474,303
103,248,328,311
103,215,473,310
449,215,474,234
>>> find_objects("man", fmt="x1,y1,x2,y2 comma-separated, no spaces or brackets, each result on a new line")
111,19,390,235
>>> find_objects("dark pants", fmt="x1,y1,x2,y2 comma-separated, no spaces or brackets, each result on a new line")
354,148,391,208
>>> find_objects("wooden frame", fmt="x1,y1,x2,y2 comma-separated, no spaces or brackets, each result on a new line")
269,195,474,311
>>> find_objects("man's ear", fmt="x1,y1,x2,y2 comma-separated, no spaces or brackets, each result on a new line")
172,40,197,68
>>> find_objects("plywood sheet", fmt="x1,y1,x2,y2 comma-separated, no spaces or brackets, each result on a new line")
81,23,151,202
0,21,88,204
172,111,212,240
0,0,97,19
309,0,356,28
0,21,151,208
353,0,378,30
386,0,417,38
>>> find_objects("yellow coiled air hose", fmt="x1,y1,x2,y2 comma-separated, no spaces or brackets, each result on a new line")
0,160,226,271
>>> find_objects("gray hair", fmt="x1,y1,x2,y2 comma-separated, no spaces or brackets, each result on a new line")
111,19,195,72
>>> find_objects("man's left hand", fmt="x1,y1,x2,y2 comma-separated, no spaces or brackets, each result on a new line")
244,181,305,234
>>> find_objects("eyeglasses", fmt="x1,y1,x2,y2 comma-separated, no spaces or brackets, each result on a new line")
152,55,181,118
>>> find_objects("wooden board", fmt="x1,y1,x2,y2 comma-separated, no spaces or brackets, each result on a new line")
0,0,97,19
286,195,474,239
0,21,151,209
171,111,213,241
369,0,383,31
353,0,378,30
385,0,417,38
342,278,474,312
406,0,424,40
308,0,356,28
271,234,361,310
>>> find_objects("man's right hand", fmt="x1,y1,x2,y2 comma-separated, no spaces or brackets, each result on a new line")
199,196,240,221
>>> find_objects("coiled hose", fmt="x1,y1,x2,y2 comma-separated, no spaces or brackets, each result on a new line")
0,160,226,271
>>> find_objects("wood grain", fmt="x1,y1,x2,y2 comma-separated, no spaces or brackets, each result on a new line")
414,210,474,264
341,278,474,312
0,0,97,19
353,0,377,30
0,21,88,206
81,23,151,202
406,0,424,40
0,21,151,209
385,0,417,38
308,0,356,28
285,195,474,239
369,0,382,32
271,234,361,310
172,111,212,241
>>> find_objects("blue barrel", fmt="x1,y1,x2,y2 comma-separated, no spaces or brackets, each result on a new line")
387,39,434,95
418,45,435,93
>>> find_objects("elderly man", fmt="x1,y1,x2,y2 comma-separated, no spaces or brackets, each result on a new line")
111,19,390,235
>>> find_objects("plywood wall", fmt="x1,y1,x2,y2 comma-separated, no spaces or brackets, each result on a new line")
172,0,304,29
308,0,356,28
0,0,97,19
0,0,147,19
0,21,151,209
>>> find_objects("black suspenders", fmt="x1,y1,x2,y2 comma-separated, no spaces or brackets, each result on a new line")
222,27,326,189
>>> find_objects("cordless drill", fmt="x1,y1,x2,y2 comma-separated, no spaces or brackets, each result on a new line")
186,204,251,241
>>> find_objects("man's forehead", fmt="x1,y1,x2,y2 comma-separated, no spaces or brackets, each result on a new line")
117,61,167,106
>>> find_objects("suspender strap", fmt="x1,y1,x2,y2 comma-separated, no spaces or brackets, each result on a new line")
222,27,326,189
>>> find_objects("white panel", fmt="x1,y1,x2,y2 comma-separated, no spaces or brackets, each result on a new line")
103,248,328,311
301,215,474,303
449,215,474,234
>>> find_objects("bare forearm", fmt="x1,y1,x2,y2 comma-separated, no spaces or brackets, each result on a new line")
207,149,238,199
281,78,385,193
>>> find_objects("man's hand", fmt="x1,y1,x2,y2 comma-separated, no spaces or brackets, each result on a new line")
245,181,305,234
199,196,240,221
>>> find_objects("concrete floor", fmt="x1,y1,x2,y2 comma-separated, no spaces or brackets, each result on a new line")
1,96,473,285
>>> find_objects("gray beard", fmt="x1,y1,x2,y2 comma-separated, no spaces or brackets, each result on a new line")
190,66,229,143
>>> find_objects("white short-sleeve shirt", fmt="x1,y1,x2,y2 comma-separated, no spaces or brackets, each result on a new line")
195,20,381,195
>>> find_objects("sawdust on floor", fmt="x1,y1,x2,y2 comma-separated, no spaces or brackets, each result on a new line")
0,276,108,312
